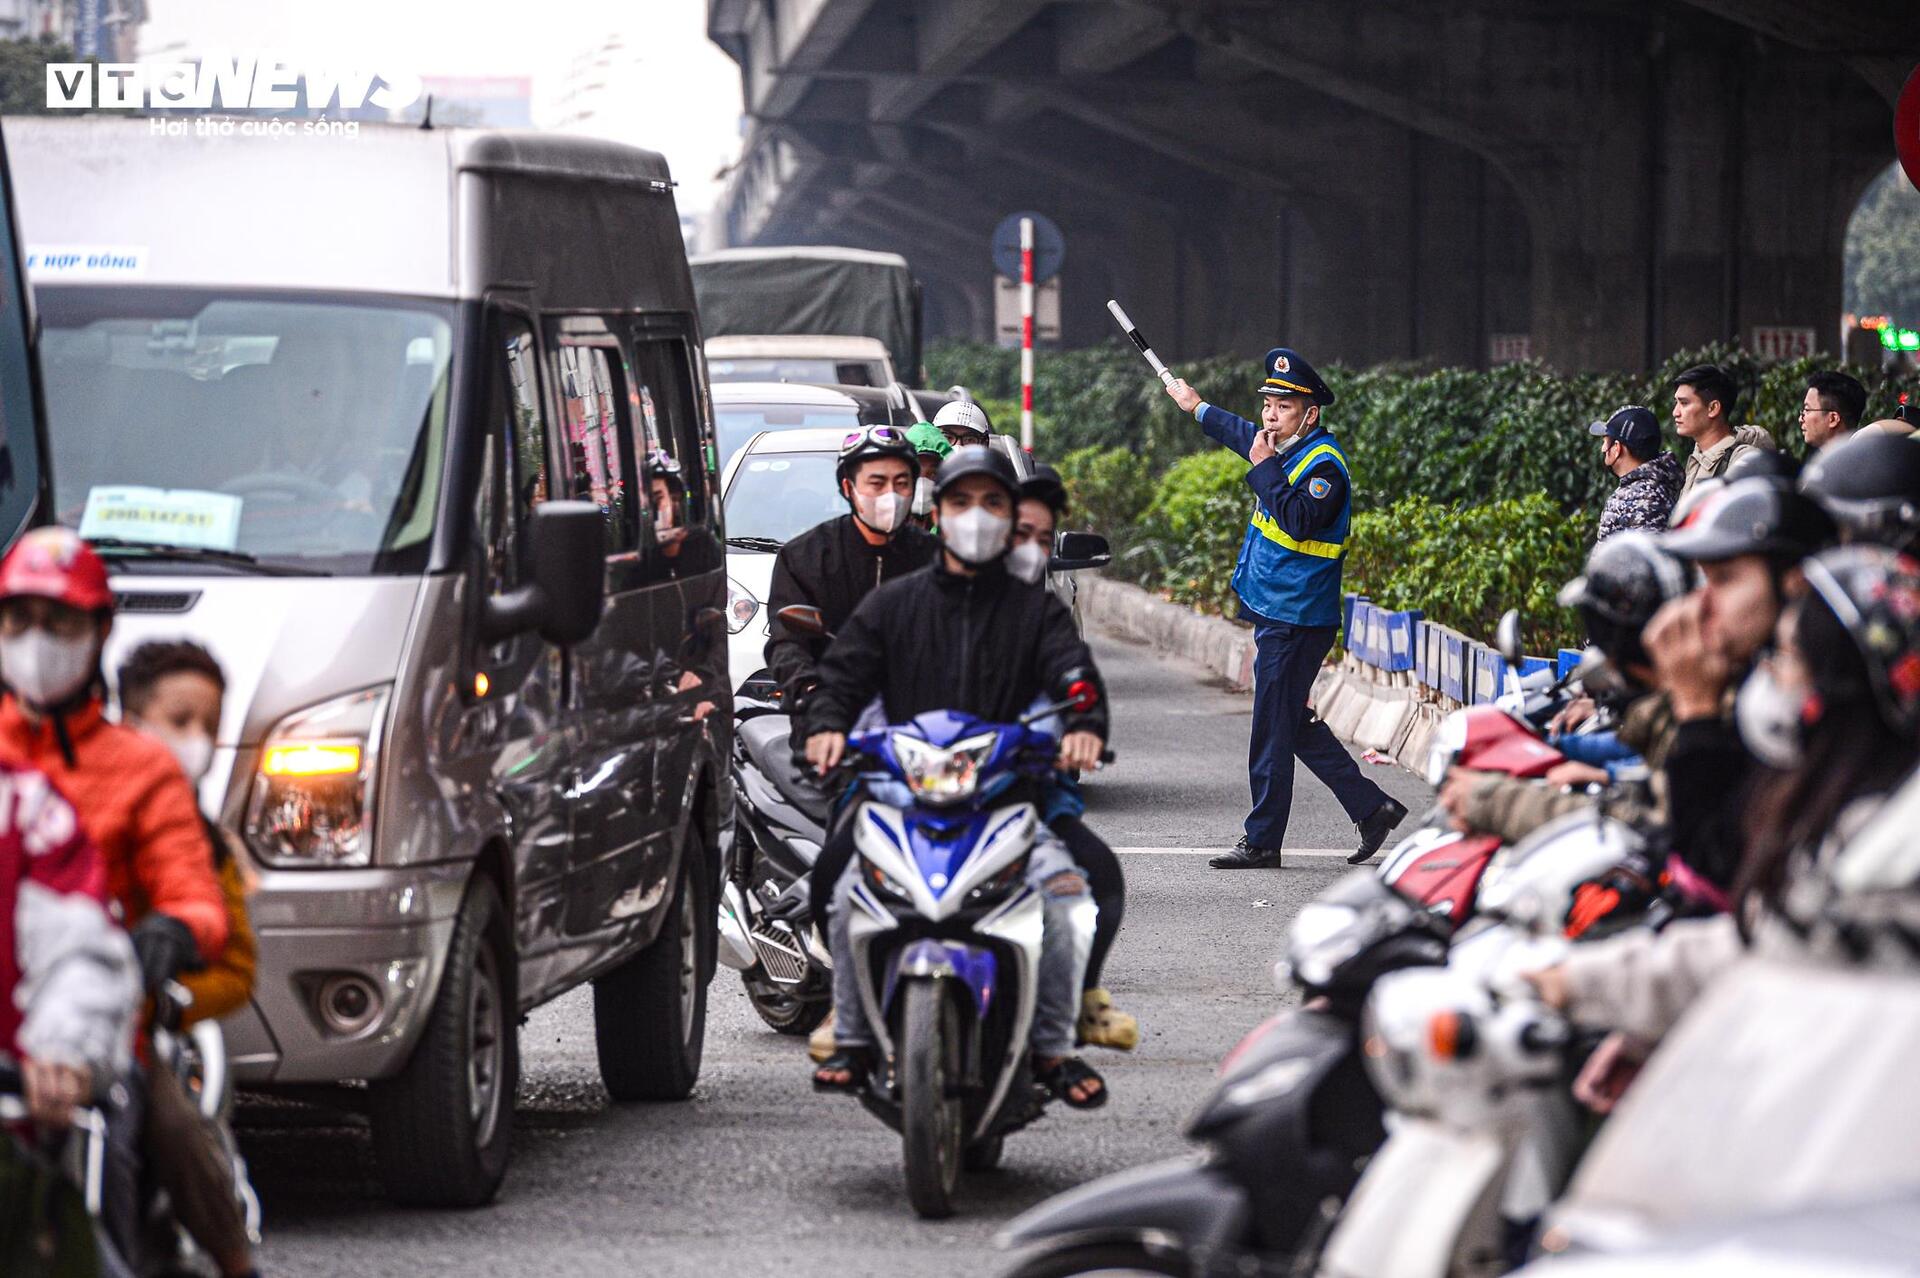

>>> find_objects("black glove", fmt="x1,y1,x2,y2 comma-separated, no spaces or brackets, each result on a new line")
131,913,201,994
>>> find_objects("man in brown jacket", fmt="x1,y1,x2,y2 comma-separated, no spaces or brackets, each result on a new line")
1673,364,1777,498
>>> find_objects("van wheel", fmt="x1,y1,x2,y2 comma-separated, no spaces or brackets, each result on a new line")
370,878,517,1208
593,836,711,1101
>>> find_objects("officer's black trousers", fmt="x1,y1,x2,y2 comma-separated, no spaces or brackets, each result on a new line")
1246,620,1388,849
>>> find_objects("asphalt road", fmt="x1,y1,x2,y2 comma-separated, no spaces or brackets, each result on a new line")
247,626,1433,1277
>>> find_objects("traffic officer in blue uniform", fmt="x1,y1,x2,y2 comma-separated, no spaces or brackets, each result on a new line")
1167,349,1407,867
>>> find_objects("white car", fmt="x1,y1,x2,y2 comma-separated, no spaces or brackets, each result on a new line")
705,334,895,389
712,380,912,471
723,425,1083,696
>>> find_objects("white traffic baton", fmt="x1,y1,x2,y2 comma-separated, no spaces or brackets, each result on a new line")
1106,298,1176,389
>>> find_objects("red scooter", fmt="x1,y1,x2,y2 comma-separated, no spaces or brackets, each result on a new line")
1380,612,1574,925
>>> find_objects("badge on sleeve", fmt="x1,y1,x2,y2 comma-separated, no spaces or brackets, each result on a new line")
1308,476,1332,500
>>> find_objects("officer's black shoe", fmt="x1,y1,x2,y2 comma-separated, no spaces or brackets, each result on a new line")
1349,797,1409,864
1210,836,1282,869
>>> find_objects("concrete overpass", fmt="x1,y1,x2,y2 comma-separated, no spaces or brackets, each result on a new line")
705,0,1920,371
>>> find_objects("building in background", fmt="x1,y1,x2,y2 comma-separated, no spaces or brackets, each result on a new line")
30,0,147,59
414,75,532,127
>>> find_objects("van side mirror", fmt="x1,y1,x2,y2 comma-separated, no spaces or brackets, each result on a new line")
1495,609,1525,666
1049,531,1112,573
481,501,606,646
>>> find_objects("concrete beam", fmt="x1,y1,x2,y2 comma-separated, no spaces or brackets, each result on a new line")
1053,4,1179,76
869,0,1052,123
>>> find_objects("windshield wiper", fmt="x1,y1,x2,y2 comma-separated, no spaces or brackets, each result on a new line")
726,536,785,553
88,538,331,577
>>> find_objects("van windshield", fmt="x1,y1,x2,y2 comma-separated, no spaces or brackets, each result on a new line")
38,288,455,575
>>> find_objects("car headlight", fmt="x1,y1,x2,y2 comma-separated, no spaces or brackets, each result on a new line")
892,731,997,805
727,577,761,634
245,685,388,868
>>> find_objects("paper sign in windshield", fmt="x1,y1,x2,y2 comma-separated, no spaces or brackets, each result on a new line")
79,486,243,551
24,245,149,279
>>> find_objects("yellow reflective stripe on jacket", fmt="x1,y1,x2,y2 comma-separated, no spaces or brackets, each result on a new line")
1249,510,1344,558
1286,442,1346,485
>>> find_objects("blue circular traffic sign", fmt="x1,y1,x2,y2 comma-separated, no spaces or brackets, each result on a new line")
992,212,1064,284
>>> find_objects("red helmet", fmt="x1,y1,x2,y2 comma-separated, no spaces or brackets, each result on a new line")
0,528,114,612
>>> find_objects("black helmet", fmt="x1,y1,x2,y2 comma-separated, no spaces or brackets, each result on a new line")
1668,476,1725,529
1558,530,1690,680
1020,462,1069,515
834,424,916,486
1800,545,1920,739
1723,447,1800,486
933,444,1019,504
1798,431,1920,553
1661,477,1835,565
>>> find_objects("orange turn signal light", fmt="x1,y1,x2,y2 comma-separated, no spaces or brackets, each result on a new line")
1428,1010,1475,1060
263,742,362,778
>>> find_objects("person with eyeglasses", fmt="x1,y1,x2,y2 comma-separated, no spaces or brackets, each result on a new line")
765,425,938,709
1798,370,1866,453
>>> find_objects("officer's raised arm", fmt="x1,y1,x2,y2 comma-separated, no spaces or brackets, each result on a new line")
1165,377,1202,414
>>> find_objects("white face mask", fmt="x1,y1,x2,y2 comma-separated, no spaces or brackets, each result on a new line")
0,629,97,710
1735,663,1807,770
1007,540,1049,585
941,506,1012,565
139,724,215,784
852,489,907,535
911,477,935,518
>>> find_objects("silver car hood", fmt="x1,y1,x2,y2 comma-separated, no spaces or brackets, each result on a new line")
103,571,422,747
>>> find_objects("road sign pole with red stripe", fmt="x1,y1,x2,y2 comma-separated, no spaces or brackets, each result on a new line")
1020,215,1035,451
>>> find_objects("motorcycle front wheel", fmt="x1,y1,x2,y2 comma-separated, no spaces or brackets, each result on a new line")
900,979,964,1219
741,969,830,1035
1000,1242,1189,1277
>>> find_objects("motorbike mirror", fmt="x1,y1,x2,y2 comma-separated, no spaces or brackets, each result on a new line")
776,604,831,639
1495,609,1525,666
1049,531,1112,573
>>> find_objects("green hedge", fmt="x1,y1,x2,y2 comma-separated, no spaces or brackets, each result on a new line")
1061,444,1593,650
931,341,1920,516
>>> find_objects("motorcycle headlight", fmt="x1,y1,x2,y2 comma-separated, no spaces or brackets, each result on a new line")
892,731,997,805
245,685,388,868
964,850,1030,908
727,577,760,634
861,853,914,903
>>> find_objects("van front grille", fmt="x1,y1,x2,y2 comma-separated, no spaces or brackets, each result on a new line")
114,590,201,615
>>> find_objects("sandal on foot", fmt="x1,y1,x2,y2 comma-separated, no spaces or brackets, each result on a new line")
1077,988,1139,1051
807,1009,837,1064
1035,1055,1109,1110
811,1047,872,1094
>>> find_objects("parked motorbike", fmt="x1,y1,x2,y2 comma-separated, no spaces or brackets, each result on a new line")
1313,812,1650,1278
827,690,1112,1219
716,678,836,1035
997,869,1450,1277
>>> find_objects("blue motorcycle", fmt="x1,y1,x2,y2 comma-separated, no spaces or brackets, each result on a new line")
837,696,1105,1218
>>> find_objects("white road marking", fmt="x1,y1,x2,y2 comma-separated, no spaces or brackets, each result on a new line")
1113,847,1365,863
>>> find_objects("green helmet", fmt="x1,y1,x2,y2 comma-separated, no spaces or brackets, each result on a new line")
906,421,952,460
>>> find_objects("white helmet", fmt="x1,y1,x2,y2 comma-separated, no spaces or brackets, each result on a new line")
933,399,991,441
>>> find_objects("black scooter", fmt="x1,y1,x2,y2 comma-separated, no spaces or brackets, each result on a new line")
716,682,837,1035
996,871,1450,1278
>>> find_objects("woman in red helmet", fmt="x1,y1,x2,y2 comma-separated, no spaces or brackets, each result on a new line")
0,528,254,1278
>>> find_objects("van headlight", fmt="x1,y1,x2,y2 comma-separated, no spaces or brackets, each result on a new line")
245,685,388,868
727,577,760,634
893,731,997,805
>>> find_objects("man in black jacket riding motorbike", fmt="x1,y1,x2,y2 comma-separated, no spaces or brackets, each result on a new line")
765,425,938,704
803,446,1114,1106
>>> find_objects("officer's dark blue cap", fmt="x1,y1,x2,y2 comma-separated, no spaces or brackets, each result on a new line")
1257,348,1334,406
1588,405,1661,458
